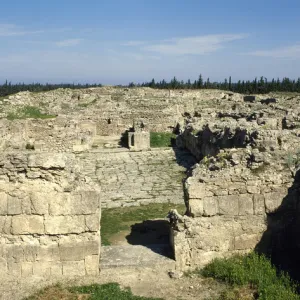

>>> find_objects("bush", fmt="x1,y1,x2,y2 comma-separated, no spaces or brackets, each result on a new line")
150,132,176,148
200,253,300,300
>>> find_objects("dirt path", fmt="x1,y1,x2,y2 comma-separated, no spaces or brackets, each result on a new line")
1,266,224,300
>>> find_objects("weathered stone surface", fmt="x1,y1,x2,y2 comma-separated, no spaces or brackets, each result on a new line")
218,195,239,215
11,215,44,234
85,255,100,275
62,261,86,276
44,216,85,234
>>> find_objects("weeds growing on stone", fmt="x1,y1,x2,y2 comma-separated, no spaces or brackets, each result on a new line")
199,252,300,300
150,132,176,148
101,203,185,245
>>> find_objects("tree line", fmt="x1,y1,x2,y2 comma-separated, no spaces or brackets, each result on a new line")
128,75,300,94
0,81,102,98
1,75,300,97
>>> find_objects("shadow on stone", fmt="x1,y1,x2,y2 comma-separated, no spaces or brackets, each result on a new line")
126,219,174,259
255,169,300,281
171,146,198,170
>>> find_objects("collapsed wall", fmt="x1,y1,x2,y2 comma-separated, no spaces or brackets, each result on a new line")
0,153,101,278
171,94,300,270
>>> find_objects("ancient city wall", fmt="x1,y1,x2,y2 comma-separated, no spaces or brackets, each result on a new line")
78,148,196,208
0,153,101,278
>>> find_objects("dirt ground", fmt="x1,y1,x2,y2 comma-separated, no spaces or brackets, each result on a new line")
1,266,225,300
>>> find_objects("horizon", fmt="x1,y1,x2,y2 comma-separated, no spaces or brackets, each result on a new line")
1,0,300,84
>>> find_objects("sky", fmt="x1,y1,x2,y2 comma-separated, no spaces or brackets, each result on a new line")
0,0,300,84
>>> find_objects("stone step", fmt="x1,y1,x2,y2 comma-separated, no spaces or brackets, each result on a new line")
101,244,175,269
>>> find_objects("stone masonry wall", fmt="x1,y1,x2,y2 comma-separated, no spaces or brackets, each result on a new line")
0,118,96,153
78,148,196,208
172,163,293,270
0,153,101,278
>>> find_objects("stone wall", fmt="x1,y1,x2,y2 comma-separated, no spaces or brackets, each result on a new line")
78,148,196,208
0,118,96,153
0,153,101,278
171,159,293,270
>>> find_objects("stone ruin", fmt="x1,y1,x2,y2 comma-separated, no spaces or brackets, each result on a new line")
128,120,150,151
1,87,300,279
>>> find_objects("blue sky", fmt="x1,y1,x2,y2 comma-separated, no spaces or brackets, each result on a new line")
0,0,300,84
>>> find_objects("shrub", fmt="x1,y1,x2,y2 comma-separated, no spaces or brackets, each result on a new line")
200,253,300,300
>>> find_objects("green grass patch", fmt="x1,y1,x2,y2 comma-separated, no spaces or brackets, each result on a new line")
150,132,176,148
24,282,162,300
101,203,186,246
6,106,56,120
70,283,162,300
200,252,300,300
78,99,97,108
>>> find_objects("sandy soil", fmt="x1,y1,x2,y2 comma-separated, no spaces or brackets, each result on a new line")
1,266,225,300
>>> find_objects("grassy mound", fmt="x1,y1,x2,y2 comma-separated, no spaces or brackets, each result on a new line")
200,252,300,300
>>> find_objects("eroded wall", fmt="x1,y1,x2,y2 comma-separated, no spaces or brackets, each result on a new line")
0,153,101,278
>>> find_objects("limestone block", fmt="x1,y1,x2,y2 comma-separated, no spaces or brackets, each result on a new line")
44,216,85,234
36,246,59,262
62,261,86,276
7,196,22,215
238,194,254,215
85,215,100,232
0,257,7,275
189,199,203,216
234,234,260,250
264,191,286,213
5,244,24,262
30,192,49,215
203,197,219,216
218,195,239,215
51,262,63,276
0,216,12,234
253,194,265,215
85,255,100,275
187,183,213,199
85,240,100,256
33,261,51,276
23,245,39,262
49,192,99,216
21,262,33,277
0,192,7,215
7,261,21,277
246,185,260,194
11,215,44,234
59,244,86,261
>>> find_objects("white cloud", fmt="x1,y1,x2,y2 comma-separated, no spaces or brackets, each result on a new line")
0,23,43,36
123,34,247,55
248,44,300,58
121,41,147,46
55,39,83,47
